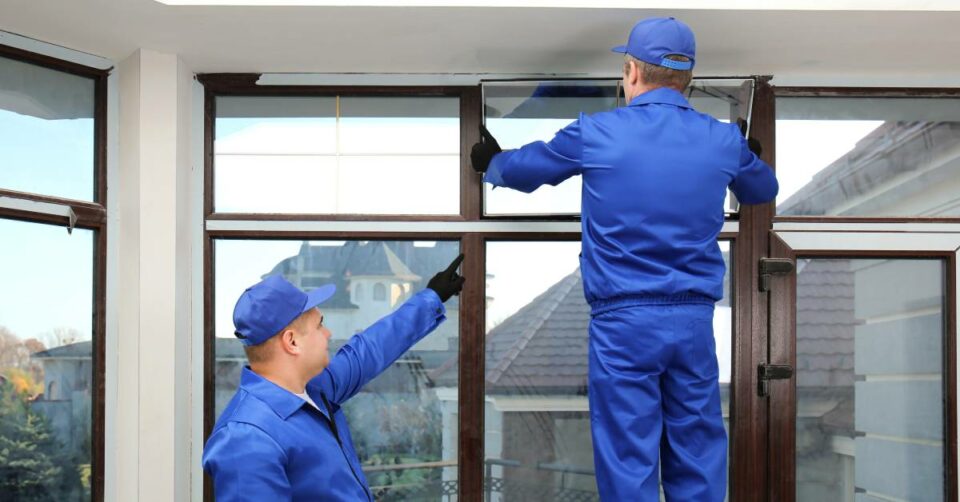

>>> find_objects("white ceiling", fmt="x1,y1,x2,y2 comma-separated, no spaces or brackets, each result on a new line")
2,0,959,86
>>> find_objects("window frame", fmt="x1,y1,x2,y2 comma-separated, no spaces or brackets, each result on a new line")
199,74,761,501
770,85,960,501
0,42,108,502
772,86,960,224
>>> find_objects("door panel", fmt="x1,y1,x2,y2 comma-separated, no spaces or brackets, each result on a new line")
768,232,950,502
768,234,798,502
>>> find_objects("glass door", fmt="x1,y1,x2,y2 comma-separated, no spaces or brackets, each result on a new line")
767,230,957,502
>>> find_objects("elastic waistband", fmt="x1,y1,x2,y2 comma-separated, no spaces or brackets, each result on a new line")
589,293,715,316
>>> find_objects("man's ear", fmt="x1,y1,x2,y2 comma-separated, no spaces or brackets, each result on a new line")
278,329,300,356
627,60,641,87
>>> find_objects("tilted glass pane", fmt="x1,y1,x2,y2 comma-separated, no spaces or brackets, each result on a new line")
482,241,732,501
776,97,960,216
482,79,751,216
482,81,615,216
795,258,944,501
0,218,94,501
214,239,461,498
214,96,460,215
0,56,95,201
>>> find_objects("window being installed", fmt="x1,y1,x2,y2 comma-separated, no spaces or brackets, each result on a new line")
482,78,753,216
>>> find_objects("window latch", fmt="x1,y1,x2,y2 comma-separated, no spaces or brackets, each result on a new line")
759,257,794,292
757,364,793,397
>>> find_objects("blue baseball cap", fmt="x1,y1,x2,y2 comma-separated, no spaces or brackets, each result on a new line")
232,275,336,346
611,17,696,71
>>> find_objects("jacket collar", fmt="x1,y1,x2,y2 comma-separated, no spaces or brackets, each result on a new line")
628,87,692,109
240,366,330,421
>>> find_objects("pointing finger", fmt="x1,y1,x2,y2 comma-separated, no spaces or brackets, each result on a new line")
480,124,497,143
445,253,465,274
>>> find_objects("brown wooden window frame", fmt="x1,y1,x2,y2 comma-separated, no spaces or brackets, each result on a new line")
772,86,960,224
199,74,767,502
198,76,960,502
0,43,108,502
768,86,960,501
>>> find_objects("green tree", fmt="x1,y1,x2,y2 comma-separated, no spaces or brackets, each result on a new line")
0,378,82,501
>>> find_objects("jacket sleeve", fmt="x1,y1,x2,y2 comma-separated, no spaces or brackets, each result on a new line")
729,130,779,205
483,117,584,193
202,423,292,502
311,288,446,405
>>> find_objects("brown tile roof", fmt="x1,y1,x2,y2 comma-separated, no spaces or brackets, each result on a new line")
796,259,857,389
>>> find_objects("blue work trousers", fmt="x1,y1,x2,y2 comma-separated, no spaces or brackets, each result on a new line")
588,303,727,502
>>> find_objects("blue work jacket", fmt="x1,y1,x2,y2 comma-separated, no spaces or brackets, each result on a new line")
202,289,446,501
485,87,778,309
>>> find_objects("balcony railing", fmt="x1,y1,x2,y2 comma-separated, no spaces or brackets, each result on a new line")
361,458,599,501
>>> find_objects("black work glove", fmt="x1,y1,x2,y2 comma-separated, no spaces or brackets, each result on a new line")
470,125,502,174
737,118,763,157
427,254,465,303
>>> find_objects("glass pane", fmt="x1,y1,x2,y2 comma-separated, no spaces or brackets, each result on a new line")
776,97,960,216
0,218,94,501
795,258,944,501
481,241,732,501
0,56,95,201
483,79,751,216
215,96,460,215
214,239,461,499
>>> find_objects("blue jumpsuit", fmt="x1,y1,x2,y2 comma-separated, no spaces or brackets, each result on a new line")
202,289,446,501
484,87,778,501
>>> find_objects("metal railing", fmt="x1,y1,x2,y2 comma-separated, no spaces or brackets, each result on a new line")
358,458,599,501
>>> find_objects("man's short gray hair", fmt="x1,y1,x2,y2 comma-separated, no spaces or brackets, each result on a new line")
624,54,693,92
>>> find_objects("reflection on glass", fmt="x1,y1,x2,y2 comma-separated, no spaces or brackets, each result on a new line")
482,79,751,216
0,218,94,501
0,56,95,201
776,97,960,216
795,259,944,501
214,239,461,500
482,241,732,501
215,96,460,215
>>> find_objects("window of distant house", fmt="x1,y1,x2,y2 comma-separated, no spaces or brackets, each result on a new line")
373,283,386,302
354,283,364,302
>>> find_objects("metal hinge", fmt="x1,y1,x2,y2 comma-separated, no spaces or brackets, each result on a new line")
757,364,793,397
759,257,794,292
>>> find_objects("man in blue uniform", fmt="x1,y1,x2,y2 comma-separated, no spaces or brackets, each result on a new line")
471,17,777,502
202,255,464,501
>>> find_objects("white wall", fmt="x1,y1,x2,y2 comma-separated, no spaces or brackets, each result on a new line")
114,48,195,502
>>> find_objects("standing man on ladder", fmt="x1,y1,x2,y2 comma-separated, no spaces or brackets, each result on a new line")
471,17,777,501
